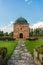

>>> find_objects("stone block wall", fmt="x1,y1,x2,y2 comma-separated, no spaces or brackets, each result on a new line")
34,48,43,65
13,24,29,39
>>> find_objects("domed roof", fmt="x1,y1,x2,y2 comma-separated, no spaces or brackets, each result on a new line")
14,17,28,24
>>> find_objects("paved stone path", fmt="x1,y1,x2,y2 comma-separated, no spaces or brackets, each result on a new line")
7,40,36,65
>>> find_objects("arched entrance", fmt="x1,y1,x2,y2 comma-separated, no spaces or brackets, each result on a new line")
19,33,23,38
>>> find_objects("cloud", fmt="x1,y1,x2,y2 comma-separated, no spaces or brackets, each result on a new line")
0,21,13,33
30,21,43,29
28,0,32,5
25,0,28,2
25,0,32,5
10,21,13,24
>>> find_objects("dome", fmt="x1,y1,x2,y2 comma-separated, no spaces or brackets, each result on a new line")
14,17,28,24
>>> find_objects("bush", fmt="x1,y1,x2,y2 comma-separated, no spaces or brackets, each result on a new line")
6,37,16,41
26,37,38,41
0,47,7,65
0,37,16,41
0,37,6,41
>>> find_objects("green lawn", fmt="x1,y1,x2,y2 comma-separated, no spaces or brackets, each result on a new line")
0,40,17,60
25,39,43,55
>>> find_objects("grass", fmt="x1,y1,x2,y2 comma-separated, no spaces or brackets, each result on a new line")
25,39,43,55
0,40,17,60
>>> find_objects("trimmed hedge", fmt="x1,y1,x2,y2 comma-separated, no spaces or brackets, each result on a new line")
26,37,38,41
0,37,16,41
0,47,7,65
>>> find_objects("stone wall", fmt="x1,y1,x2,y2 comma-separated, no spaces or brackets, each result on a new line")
34,48,43,65
13,24,29,39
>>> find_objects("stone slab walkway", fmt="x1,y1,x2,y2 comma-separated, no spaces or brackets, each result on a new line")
7,40,36,65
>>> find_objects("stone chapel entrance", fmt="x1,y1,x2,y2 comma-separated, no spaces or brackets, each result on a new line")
19,33,23,38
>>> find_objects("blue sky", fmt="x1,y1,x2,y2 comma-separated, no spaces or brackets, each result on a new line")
0,0,43,28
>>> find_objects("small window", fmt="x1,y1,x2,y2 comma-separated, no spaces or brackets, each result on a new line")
20,28,22,30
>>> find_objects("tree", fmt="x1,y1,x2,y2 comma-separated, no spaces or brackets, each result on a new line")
30,28,33,36
32,28,43,37
0,31,4,37
9,32,13,37
4,32,9,36
33,28,39,36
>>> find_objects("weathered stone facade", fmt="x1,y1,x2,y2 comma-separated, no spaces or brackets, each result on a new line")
13,17,29,39
13,24,29,39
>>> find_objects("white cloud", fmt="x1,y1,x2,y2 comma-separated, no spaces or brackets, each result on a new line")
10,21,13,24
28,0,32,5
0,21,13,33
30,21,43,29
25,0,28,2
25,0,32,5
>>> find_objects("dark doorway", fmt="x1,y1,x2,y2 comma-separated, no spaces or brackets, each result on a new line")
19,33,23,38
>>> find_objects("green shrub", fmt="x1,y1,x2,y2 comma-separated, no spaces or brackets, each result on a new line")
0,47,7,65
